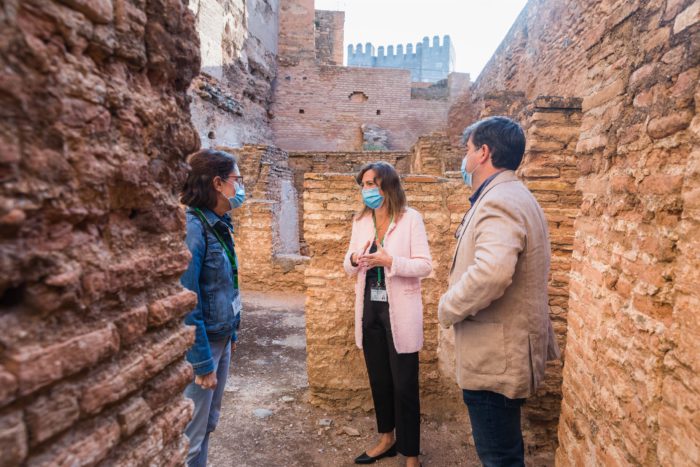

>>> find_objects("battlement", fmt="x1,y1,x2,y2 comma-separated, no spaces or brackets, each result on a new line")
347,35,451,57
347,35,455,83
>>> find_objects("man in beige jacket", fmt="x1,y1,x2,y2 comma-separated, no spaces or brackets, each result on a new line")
438,116,560,467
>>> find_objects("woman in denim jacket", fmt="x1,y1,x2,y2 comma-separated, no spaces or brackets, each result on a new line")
179,148,246,467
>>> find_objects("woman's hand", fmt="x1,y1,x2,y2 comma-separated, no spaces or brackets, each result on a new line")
359,241,393,269
195,371,217,390
351,240,371,267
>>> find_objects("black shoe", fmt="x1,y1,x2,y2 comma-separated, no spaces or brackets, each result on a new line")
354,444,397,464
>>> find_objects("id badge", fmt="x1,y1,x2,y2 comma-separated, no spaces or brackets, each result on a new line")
231,293,242,317
370,287,388,302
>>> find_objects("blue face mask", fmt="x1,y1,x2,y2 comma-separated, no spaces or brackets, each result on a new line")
461,156,474,188
228,183,246,210
362,187,384,209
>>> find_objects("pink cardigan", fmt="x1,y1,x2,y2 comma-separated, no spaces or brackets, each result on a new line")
343,207,433,353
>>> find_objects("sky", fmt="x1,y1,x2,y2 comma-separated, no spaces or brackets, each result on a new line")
314,0,528,80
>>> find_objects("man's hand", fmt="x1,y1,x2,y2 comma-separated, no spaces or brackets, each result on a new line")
195,371,217,390
360,241,393,269
351,240,371,267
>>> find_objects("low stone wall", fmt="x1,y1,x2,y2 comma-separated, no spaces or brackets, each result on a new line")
303,173,468,413
289,150,411,253
409,132,463,175
234,200,307,293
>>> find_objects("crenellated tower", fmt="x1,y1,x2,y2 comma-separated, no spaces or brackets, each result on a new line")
347,35,455,83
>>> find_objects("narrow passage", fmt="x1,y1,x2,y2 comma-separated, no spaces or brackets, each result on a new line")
208,291,478,466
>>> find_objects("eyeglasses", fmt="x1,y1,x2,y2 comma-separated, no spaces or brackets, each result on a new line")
226,175,244,183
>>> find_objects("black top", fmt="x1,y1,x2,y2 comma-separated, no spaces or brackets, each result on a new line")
365,241,385,287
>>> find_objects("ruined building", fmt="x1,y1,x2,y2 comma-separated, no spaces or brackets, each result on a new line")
0,0,698,465
347,35,456,83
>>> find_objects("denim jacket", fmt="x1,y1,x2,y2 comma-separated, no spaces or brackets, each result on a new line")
181,207,242,376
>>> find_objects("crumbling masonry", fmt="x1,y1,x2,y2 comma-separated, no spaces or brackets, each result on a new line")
0,0,698,466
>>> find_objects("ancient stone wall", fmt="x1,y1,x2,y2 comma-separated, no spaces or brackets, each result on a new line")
410,132,463,175
314,10,344,66
445,0,700,464
278,0,315,65
303,173,468,413
188,0,278,148
556,1,699,465
288,150,411,253
273,64,468,151
0,0,201,465
273,0,470,152
227,145,308,292
446,0,590,143
518,97,583,463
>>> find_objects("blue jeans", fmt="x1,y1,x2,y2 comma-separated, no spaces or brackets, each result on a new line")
184,338,232,467
462,389,526,467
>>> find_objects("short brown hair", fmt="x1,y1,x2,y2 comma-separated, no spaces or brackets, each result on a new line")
180,148,238,210
354,161,407,220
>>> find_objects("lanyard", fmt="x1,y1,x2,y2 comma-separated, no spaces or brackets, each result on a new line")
193,208,239,289
372,212,393,285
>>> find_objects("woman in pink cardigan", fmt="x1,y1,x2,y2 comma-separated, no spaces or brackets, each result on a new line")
343,162,432,467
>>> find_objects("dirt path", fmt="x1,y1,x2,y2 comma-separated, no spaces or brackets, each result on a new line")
207,291,479,466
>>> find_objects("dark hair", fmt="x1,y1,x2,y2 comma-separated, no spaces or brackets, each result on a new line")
461,116,526,170
180,148,238,209
355,161,407,220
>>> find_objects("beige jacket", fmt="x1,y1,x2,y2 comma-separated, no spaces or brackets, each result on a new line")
438,170,560,399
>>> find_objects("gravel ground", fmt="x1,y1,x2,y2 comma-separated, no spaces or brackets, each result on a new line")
206,291,479,467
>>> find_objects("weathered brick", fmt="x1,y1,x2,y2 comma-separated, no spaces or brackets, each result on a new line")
143,359,194,410
582,77,626,112
25,385,80,445
0,366,18,408
117,396,153,437
647,110,693,139
58,0,114,24
26,416,121,467
6,325,120,396
147,289,197,328
0,0,199,462
673,1,700,34
115,305,149,347
81,326,192,414
0,409,27,467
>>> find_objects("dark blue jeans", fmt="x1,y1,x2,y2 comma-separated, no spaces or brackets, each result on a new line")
462,389,526,467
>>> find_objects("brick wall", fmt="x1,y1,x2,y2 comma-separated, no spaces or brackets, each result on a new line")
227,145,308,292
314,10,344,66
288,150,411,253
188,0,278,148
446,0,590,143
0,1,200,465
557,1,699,464
410,133,463,175
274,0,470,152
279,0,315,65
272,63,462,151
303,173,468,413
446,0,699,464
518,97,583,464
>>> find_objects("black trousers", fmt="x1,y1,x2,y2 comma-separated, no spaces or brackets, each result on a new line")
362,286,420,457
